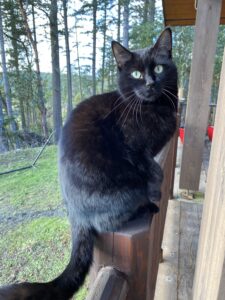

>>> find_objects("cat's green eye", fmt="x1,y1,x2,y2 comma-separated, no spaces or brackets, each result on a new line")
131,70,143,79
154,65,163,74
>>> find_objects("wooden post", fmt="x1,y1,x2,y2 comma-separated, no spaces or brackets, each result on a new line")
90,215,151,300
89,142,174,300
179,0,222,191
192,48,225,300
169,117,179,199
146,141,174,299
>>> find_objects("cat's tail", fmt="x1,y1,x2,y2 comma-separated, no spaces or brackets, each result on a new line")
51,226,94,298
0,226,94,300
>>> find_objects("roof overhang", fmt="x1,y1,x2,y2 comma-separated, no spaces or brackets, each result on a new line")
162,0,225,26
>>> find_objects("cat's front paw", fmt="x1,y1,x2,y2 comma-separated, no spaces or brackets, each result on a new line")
148,201,160,213
148,189,162,202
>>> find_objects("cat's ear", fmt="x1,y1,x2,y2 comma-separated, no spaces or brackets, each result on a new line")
112,41,133,68
153,27,172,58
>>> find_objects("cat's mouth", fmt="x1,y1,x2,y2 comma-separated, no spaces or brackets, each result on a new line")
134,89,158,102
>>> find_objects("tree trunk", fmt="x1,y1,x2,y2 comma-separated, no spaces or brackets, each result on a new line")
63,0,73,118
9,4,26,131
149,0,155,23
0,92,8,152
50,0,62,143
123,0,129,48
117,0,121,42
75,18,83,99
17,0,48,137
92,0,97,95
143,0,155,23
101,1,107,93
0,1,19,148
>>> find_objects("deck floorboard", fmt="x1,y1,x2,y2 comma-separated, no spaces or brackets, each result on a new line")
154,200,202,300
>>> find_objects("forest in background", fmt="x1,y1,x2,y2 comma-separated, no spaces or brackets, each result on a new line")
0,0,225,152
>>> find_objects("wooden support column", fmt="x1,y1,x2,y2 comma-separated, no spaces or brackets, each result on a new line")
179,0,222,190
192,48,225,300
88,142,174,300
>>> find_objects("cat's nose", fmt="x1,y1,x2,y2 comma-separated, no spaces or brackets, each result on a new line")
146,77,154,88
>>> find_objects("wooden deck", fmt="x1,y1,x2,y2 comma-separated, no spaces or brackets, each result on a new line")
154,139,210,300
154,199,202,300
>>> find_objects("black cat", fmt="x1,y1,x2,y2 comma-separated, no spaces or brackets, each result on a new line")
0,28,178,300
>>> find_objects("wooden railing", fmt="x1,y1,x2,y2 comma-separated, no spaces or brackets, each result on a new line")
87,133,178,300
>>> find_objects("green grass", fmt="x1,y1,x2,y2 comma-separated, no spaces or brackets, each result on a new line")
0,217,71,283
0,146,61,212
0,146,88,299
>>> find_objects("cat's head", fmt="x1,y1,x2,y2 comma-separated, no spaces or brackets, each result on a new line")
112,28,178,109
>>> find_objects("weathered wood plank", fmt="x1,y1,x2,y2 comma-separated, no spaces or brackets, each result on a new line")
154,200,180,300
179,0,222,191
192,48,225,300
86,267,128,300
178,201,202,300
89,233,114,282
90,216,150,300
146,139,174,299
218,259,225,300
169,122,179,199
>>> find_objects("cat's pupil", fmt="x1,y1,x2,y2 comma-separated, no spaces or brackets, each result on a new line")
154,65,163,74
131,70,142,79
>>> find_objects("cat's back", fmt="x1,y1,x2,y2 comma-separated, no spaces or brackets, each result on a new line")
59,91,120,161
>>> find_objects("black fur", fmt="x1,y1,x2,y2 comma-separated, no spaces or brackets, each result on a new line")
0,28,178,300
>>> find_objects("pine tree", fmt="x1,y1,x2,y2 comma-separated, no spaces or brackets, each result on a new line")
63,0,73,117
17,0,48,137
50,0,62,143
0,1,19,148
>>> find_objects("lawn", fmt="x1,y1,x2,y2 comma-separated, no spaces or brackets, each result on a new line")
0,146,87,299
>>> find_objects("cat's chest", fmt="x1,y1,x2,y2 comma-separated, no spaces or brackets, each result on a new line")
123,108,165,140
121,106,175,153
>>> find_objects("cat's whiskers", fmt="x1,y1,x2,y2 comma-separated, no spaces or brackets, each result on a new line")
134,98,141,128
103,92,134,120
112,91,132,108
103,99,125,120
121,97,137,128
117,96,136,125
138,98,144,125
163,87,179,100
162,90,176,110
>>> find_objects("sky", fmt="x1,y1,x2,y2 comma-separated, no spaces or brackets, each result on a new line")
37,0,117,73
0,0,163,74
32,0,162,73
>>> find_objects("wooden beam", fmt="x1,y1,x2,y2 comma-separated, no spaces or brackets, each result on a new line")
89,215,150,300
89,141,174,300
163,0,225,26
86,267,128,300
179,0,222,190
192,47,225,300
146,141,174,299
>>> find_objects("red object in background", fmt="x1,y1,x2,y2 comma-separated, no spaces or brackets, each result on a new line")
207,126,214,141
179,128,185,144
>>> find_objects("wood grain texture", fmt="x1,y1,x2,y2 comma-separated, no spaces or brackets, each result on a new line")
179,0,222,190
154,200,180,300
192,48,225,300
155,200,202,300
178,201,202,300
90,216,150,300
89,139,175,300
170,119,179,199
146,137,174,299
163,0,225,26
86,267,128,300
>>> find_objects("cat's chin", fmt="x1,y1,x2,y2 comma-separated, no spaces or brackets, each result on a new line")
134,89,158,103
